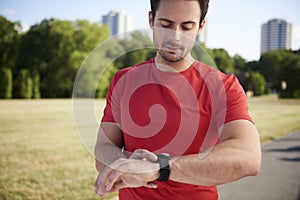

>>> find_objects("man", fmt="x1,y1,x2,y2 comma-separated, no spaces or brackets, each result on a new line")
94,0,261,199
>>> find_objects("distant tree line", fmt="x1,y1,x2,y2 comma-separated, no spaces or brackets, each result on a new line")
1,16,299,99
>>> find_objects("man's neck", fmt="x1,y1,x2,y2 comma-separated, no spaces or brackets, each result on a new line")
154,54,195,73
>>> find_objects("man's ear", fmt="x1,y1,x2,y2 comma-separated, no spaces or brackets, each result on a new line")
149,11,154,29
197,20,206,35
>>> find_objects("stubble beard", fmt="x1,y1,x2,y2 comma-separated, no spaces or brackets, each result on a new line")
157,48,186,63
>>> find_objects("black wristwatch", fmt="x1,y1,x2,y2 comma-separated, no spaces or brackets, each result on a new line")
156,153,170,182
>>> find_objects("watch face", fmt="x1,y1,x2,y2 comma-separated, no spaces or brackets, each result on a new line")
158,153,170,158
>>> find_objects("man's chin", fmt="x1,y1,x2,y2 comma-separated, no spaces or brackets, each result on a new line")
159,51,185,63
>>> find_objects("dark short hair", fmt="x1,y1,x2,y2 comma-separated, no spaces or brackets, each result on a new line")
150,0,209,23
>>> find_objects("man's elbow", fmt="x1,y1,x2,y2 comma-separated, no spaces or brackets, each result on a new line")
248,160,261,176
244,152,262,177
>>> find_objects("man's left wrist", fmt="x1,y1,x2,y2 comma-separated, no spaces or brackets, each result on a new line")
156,153,171,182
154,162,160,180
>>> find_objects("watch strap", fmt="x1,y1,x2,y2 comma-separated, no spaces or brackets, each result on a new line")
157,153,170,182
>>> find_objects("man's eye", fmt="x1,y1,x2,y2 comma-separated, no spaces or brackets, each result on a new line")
161,22,172,28
182,24,194,30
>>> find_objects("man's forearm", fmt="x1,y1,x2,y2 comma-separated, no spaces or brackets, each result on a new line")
94,120,261,191
94,123,127,172
169,138,261,186
95,143,127,172
168,120,261,186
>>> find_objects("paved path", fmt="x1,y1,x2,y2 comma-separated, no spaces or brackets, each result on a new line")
218,131,300,200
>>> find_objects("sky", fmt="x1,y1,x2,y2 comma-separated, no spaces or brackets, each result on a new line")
1,0,300,61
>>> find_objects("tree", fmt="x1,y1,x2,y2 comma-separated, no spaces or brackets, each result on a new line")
14,69,32,99
87,30,155,98
191,44,217,68
258,50,300,98
16,18,110,98
278,52,300,98
248,71,265,96
258,50,282,84
0,68,13,98
114,31,154,69
211,48,234,73
73,19,110,53
73,38,118,98
31,70,41,99
97,64,118,98
0,16,22,71
233,54,246,72
245,61,259,72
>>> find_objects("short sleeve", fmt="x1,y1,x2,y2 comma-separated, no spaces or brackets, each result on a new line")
101,72,120,123
215,74,253,128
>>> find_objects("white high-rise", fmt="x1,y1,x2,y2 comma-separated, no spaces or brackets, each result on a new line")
261,18,292,54
102,11,132,37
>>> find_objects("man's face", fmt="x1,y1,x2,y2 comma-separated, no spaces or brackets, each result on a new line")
150,0,203,63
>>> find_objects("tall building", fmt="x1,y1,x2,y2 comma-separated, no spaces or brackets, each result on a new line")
261,18,292,54
102,11,132,37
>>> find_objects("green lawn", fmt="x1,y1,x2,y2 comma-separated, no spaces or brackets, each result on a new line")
0,99,114,200
247,95,300,142
0,95,299,199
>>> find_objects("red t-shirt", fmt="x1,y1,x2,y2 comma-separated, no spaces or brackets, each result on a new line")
101,58,252,200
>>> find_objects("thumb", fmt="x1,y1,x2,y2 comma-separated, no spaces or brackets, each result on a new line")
130,149,158,162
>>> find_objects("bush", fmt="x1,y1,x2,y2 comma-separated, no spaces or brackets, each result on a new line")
0,68,13,99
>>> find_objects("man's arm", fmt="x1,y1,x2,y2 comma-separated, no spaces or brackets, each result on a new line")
169,119,261,186
97,119,261,194
94,122,126,173
101,119,261,190
94,122,159,197
94,122,128,197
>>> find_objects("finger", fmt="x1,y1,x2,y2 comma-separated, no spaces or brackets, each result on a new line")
94,175,105,198
105,169,124,192
130,149,158,162
133,149,146,153
95,189,103,199
94,175,101,196
145,182,158,188
127,149,141,159
130,152,156,161
108,180,126,192
95,167,113,196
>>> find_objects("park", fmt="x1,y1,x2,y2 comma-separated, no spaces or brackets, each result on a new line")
0,95,299,199
1,13,300,199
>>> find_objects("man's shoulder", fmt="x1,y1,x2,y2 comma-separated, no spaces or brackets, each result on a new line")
115,58,154,78
192,60,225,78
193,60,239,85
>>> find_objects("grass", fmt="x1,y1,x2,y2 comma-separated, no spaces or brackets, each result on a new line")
247,95,300,142
0,95,299,199
0,99,115,200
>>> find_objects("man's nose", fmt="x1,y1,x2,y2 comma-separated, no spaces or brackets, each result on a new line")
170,26,182,42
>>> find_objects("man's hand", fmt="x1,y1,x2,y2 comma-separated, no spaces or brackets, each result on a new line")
94,149,159,198
129,149,158,161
